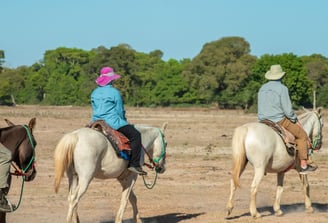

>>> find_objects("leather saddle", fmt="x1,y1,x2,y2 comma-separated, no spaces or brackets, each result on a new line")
87,120,131,156
260,119,296,156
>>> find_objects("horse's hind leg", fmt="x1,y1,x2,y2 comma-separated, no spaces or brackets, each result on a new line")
299,174,313,213
226,179,237,216
273,173,285,216
66,174,90,223
249,168,264,218
226,159,248,216
116,174,138,223
66,174,80,223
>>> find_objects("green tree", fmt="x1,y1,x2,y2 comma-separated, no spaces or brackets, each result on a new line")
0,67,26,105
149,59,189,106
42,47,92,105
251,53,312,108
301,54,328,107
0,50,4,72
182,36,256,107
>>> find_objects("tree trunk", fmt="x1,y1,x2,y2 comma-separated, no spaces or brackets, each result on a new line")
10,94,16,106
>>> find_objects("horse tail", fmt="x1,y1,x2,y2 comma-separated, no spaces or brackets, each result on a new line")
54,132,78,193
231,125,248,188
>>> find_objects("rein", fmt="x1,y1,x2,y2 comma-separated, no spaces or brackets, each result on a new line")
142,128,166,189
9,125,36,212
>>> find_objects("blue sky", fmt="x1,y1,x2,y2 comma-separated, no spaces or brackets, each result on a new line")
1,0,327,68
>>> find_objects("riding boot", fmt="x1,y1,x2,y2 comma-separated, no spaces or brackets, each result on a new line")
0,188,14,212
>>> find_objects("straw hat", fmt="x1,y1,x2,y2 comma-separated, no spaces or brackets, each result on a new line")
265,65,286,80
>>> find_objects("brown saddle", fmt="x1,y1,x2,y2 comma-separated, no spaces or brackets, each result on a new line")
87,120,131,154
260,119,296,156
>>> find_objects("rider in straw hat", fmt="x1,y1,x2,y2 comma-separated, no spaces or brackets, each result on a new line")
257,64,317,174
90,66,147,175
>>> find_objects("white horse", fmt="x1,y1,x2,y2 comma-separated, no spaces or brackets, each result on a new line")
226,108,323,218
54,123,168,223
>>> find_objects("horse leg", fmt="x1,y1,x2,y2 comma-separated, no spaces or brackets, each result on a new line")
299,174,313,213
226,179,236,216
116,174,138,223
128,189,142,223
249,168,264,218
66,174,80,223
273,172,285,216
66,173,90,223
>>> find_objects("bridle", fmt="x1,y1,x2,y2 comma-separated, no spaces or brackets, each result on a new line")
142,128,167,189
142,129,166,172
11,125,36,179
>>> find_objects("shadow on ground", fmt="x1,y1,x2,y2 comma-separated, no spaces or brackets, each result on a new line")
101,212,204,223
225,202,328,220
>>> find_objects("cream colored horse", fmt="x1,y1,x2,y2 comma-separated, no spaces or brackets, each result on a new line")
226,109,323,218
54,123,167,223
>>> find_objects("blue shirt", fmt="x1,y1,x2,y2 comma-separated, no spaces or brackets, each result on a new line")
91,84,128,130
258,80,297,123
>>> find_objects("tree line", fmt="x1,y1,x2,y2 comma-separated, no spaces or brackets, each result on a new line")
1,36,328,111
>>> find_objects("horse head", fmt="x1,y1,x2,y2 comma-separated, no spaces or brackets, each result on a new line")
137,122,168,174
2,118,37,181
311,108,323,150
299,108,323,151
152,122,168,174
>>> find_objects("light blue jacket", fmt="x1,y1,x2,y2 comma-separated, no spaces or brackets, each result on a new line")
258,80,298,123
91,84,128,130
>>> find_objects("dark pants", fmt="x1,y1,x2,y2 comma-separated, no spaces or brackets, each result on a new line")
118,125,142,167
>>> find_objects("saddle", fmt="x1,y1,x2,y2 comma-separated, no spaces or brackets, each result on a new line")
260,119,296,156
87,120,131,159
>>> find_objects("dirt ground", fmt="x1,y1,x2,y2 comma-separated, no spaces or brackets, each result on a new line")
0,105,327,223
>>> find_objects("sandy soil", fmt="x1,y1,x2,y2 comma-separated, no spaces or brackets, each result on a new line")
0,106,327,223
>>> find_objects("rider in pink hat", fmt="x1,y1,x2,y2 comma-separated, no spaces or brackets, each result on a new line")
91,66,147,175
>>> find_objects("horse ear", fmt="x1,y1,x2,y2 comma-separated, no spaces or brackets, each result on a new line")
316,107,323,115
29,118,36,130
161,122,168,133
4,119,15,126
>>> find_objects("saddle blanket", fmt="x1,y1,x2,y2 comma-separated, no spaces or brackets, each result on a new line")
87,120,131,160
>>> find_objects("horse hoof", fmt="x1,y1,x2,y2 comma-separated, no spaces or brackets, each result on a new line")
252,212,262,218
275,210,283,216
306,207,314,213
226,206,233,216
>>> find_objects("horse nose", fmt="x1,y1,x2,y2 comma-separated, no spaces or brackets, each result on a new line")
156,166,166,174
25,169,37,181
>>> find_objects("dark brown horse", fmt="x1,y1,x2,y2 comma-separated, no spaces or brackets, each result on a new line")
0,118,37,223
